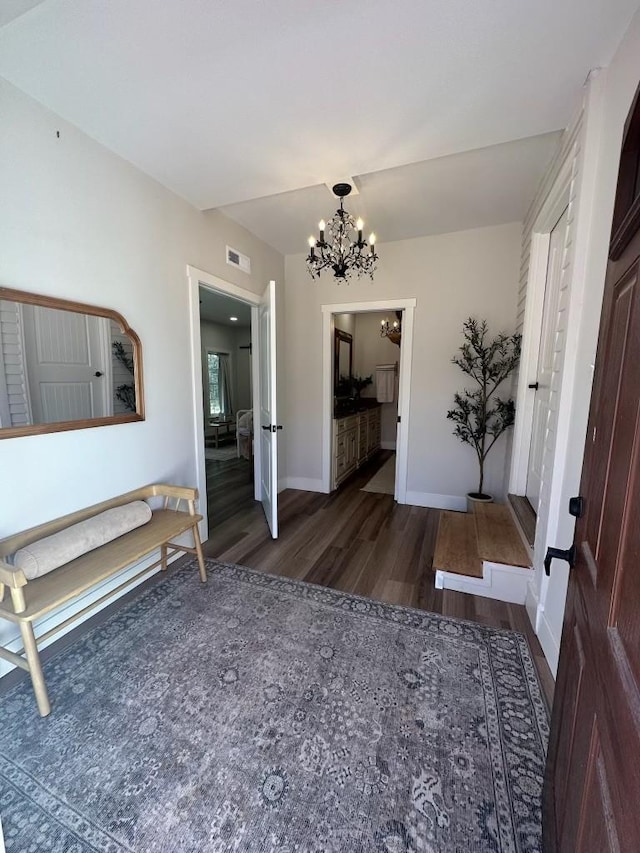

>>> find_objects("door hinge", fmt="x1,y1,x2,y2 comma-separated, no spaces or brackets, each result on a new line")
397,416,401,423
544,544,576,576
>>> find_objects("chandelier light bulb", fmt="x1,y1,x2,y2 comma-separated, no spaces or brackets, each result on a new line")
308,236,316,248
369,233,376,245
356,218,364,231
318,220,326,231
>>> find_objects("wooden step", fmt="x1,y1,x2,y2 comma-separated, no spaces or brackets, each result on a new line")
474,503,531,568
508,493,536,548
433,511,483,578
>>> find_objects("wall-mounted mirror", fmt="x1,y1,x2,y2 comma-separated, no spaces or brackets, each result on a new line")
0,287,144,439
334,329,353,398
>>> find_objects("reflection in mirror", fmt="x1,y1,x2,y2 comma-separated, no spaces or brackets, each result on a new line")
334,329,353,398
0,288,144,438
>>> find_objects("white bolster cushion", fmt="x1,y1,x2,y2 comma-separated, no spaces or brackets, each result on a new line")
13,501,153,580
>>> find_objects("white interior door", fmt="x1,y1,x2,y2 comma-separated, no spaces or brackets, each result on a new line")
259,280,278,538
22,304,110,424
526,207,570,511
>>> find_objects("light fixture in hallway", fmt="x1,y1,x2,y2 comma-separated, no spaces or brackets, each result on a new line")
381,311,402,346
306,183,378,281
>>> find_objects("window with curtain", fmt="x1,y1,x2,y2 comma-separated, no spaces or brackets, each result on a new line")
207,351,232,417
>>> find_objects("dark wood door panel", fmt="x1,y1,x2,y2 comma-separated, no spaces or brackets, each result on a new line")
597,265,639,594
544,81,640,853
586,266,636,566
609,416,640,685
551,601,594,846
575,725,621,853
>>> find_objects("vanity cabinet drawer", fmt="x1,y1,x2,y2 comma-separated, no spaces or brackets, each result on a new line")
333,408,381,488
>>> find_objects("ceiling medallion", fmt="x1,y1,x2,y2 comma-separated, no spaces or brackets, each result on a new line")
306,183,378,282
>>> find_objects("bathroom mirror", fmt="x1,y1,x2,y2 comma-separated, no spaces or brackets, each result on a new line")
334,329,353,398
0,287,144,439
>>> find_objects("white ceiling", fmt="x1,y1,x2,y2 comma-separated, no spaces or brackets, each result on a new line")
0,0,637,249
220,133,562,254
199,287,251,328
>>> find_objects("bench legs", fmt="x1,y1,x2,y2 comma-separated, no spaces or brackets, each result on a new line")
160,543,168,571
193,524,207,583
19,621,50,717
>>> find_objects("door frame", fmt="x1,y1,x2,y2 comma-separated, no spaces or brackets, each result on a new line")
509,158,573,498
187,265,262,542
321,298,416,500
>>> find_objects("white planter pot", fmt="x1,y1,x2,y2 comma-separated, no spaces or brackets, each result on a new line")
467,492,494,513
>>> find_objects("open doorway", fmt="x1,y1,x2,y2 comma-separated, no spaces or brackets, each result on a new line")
188,267,280,542
321,298,416,501
333,310,401,495
198,287,254,532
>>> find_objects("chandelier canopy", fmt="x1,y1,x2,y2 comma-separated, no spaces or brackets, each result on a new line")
306,183,378,281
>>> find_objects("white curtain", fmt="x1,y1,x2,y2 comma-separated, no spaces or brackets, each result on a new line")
218,353,233,416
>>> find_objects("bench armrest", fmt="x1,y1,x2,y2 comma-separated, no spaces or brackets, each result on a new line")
0,559,27,589
149,484,199,502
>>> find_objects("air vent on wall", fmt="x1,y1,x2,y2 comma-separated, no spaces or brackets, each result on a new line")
226,245,251,274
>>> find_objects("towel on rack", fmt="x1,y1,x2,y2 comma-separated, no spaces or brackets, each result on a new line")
376,364,396,403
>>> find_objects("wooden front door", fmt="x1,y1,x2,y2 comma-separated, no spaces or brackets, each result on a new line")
543,83,640,852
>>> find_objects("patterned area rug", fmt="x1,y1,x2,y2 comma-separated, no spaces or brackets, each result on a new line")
0,561,549,852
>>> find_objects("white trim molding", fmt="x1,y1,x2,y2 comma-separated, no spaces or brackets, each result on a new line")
321,298,416,501
281,477,325,492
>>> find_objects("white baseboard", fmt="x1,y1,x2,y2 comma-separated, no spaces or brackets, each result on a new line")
281,477,326,493
381,440,397,451
525,579,539,632
405,491,467,511
435,561,532,605
536,608,560,678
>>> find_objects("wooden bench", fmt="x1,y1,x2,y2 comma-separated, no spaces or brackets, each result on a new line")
0,483,206,717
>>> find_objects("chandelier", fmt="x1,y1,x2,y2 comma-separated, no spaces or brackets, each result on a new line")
306,183,378,281
381,311,402,346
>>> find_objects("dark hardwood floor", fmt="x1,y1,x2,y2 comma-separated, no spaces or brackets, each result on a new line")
204,450,555,708
206,452,254,529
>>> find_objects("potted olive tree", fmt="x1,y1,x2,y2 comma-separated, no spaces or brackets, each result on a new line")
446,318,521,510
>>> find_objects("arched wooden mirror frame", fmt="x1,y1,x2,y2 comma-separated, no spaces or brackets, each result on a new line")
0,287,145,439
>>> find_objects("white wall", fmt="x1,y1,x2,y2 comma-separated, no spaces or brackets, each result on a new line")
353,311,399,448
284,222,523,504
515,8,640,675
333,313,355,337
0,79,283,674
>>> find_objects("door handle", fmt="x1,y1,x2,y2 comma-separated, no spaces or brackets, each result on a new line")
544,544,576,576
261,425,282,432
261,425,271,431
94,371,104,377
528,382,539,390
